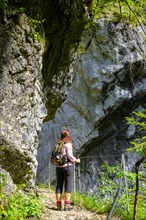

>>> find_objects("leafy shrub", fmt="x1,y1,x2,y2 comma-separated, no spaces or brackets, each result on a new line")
0,187,44,220
91,0,146,25
72,160,145,219
72,110,146,219
0,0,8,10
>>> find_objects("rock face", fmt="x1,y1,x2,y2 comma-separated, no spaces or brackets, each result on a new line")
0,0,86,189
0,165,14,195
0,1,145,194
0,14,46,187
37,20,146,190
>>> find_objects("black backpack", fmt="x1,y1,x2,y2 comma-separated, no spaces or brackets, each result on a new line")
51,140,68,166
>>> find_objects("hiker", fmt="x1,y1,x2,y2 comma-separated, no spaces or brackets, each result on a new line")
55,129,80,211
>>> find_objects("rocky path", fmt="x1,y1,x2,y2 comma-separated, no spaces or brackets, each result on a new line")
34,188,120,220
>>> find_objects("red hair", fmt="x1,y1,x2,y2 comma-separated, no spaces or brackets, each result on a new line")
60,129,72,143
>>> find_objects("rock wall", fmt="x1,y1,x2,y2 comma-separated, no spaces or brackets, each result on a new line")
0,0,86,189
0,165,14,195
37,20,146,188
0,14,46,187
0,1,145,192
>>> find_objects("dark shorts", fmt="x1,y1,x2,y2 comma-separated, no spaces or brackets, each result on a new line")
56,165,74,194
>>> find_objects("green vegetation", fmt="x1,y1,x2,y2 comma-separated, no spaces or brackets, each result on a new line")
28,17,45,43
0,1,45,44
0,192,44,220
0,178,44,220
72,110,146,220
126,111,146,157
72,162,145,219
0,0,8,10
91,0,146,26
72,191,112,213
126,110,146,220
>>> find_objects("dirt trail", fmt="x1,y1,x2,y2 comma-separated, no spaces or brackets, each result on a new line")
34,188,120,220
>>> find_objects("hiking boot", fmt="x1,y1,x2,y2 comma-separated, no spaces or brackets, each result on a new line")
56,201,62,211
64,201,72,211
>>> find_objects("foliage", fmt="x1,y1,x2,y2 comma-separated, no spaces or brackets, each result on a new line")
91,0,146,26
0,0,8,10
28,17,45,43
0,0,45,44
72,110,146,219
0,174,7,199
2,193,43,220
125,110,146,157
72,159,146,219
0,183,44,220
125,110,146,219
72,191,112,213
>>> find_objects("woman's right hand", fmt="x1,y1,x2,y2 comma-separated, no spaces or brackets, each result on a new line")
75,158,80,163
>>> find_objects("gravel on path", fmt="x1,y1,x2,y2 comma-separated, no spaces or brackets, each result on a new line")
32,188,121,220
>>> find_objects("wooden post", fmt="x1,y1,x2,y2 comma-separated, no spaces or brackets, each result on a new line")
107,188,123,220
122,153,129,212
48,160,51,192
73,164,76,203
78,163,82,205
106,155,124,220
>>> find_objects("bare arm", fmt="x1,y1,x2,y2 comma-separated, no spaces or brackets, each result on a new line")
66,143,80,163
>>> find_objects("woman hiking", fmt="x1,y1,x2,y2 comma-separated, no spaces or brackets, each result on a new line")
55,129,80,211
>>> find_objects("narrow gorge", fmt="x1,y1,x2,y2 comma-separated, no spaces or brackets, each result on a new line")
0,0,145,198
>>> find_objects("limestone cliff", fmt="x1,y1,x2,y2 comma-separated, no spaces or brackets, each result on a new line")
0,0,146,192
0,13,46,187
37,20,146,189
0,0,86,188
